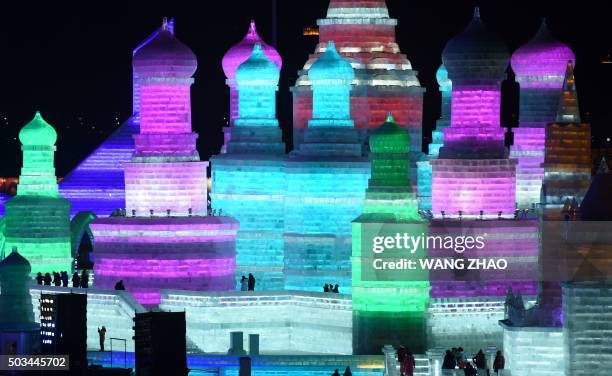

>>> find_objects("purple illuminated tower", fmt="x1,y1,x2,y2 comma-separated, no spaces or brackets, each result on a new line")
90,19,238,306
221,20,282,152
431,8,515,218
510,20,575,209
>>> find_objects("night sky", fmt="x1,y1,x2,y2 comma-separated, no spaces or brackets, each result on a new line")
0,1,610,177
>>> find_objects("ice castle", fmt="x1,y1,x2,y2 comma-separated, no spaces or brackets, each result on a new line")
1,2,610,375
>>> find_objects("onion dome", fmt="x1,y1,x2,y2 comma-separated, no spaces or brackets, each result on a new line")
222,20,282,81
235,44,280,85
442,7,509,84
19,111,57,146
436,64,452,91
308,41,355,82
0,247,31,274
369,113,409,154
133,18,197,79
511,19,575,83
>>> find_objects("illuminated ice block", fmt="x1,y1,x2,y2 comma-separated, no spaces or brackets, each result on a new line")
352,114,430,354
92,19,239,305
510,20,575,209
285,42,370,291
432,8,515,218
211,44,286,289
221,20,282,151
159,290,352,354
3,112,72,275
541,62,591,220
500,321,565,376
291,0,424,187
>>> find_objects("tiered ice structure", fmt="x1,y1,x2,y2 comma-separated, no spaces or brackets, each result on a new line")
417,64,452,211
0,249,40,354
58,21,175,216
426,9,539,351
431,7,515,218
352,113,429,354
510,20,576,209
90,19,239,306
291,0,423,183
221,20,282,153
284,41,370,292
541,61,591,220
2,112,72,275
211,44,286,290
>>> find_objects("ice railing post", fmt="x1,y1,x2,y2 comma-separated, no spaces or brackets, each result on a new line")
383,344,400,376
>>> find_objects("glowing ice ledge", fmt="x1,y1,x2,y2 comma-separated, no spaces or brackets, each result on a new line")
160,290,352,354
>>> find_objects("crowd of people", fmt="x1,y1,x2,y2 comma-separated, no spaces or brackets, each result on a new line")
35,270,90,288
323,283,340,293
442,348,505,375
239,273,256,291
331,366,352,376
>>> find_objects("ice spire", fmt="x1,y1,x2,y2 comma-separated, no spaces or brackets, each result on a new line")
556,61,581,123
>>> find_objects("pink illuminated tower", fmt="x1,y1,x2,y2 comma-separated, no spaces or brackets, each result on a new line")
510,20,575,209
90,19,238,306
431,8,515,218
222,20,281,152
291,0,424,179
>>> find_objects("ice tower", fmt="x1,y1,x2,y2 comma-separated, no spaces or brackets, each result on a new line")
222,20,282,152
417,64,452,210
3,112,72,274
91,19,238,306
352,113,429,354
431,8,515,218
211,44,286,290
291,0,424,181
510,20,575,209
284,41,370,291
0,248,40,355
541,61,591,220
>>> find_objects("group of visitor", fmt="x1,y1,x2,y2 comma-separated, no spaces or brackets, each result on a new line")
442,348,505,375
323,283,340,293
239,273,256,291
35,270,90,288
331,366,351,376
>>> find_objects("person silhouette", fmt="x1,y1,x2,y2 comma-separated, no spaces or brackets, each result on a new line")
240,275,248,291
35,272,43,285
247,273,255,291
324,283,330,292
331,369,340,376
98,326,107,352
72,272,81,288
52,272,61,286
114,280,125,290
80,270,89,288
332,284,339,293
43,273,52,286
343,366,352,376
60,271,69,287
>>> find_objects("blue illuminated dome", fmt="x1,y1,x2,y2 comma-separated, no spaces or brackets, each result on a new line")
308,41,354,82
132,18,197,78
236,44,280,85
19,111,57,146
442,7,509,84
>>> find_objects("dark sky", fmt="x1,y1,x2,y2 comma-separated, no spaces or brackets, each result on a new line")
0,1,610,176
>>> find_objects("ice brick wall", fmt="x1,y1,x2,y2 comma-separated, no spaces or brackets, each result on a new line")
501,322,564,376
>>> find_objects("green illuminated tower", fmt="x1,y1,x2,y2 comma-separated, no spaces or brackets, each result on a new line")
352,113,430,354
2,112,72,274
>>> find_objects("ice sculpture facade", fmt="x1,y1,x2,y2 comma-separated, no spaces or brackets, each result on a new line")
211,44,286,290
352,114,429,354
0,249,40,355
91,19,238,306
291,0,424,184
284,41,370,292
510,20,575,209
541,62,591,220
3,113,72,275
417,64,452,210
431,8,515,218
221,20,282,152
